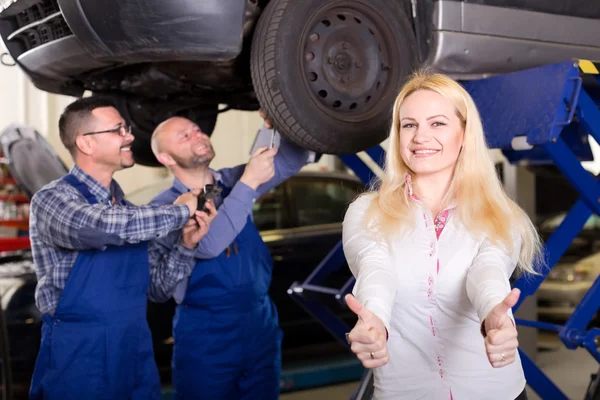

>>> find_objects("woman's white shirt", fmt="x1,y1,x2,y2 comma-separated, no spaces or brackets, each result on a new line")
342,193,526,400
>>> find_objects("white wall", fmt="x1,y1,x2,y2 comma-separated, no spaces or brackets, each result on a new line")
0,63,167,194
0,62,47,132
210,109,336,172
0,64,335,197
5,58,600,193
7,58,600,199
210,109,274,171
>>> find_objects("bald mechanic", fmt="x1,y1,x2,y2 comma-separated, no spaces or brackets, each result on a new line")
28,97,216,400
149,112,313,399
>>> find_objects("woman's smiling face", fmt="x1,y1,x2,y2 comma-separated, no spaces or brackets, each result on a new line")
398,89,465,177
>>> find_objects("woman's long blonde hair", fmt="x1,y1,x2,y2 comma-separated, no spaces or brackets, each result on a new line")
365,70,542,274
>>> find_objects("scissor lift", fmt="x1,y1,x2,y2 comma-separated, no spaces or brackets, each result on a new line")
288,60,600,399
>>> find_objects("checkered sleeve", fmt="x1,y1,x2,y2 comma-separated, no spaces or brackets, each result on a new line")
31,184,191,250
147,231,196,303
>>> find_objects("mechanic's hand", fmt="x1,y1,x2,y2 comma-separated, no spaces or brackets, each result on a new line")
181,213,208,249
345,294,389,369
258,108,273,129
201,200,218,219
174,189,200,217
181,200,217,248
483,288,520,368
240,146,278,190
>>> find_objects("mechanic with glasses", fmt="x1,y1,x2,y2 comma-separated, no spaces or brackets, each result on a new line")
28,96,217,400
82,122,133,137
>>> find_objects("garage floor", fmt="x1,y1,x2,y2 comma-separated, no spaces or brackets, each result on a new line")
281,333,597,400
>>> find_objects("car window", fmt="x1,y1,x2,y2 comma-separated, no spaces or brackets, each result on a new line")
290,178,361,228
252,184,287,231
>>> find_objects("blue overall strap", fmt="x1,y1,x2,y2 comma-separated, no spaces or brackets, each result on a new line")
168,185,181,197
62,174,99,205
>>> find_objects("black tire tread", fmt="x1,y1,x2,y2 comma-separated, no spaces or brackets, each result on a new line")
251,0,324,151
251,0,416,154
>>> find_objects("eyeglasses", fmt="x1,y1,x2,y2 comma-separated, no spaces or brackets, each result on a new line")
83,124,132,137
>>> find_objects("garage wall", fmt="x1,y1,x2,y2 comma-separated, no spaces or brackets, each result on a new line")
0,64,168,194
3,59,600,189
0,64,334,197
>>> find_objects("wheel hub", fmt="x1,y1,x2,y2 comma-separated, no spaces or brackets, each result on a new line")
301,6,391,118
333,52,352,73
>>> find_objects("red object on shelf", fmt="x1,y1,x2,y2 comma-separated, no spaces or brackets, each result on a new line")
0,236,30,251
0,219,29,229
0,194,29,202
0,178,17,184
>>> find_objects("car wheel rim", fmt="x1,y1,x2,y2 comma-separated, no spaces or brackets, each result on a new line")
300,4,393,122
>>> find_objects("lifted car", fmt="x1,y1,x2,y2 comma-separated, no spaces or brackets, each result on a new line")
1,0,600,165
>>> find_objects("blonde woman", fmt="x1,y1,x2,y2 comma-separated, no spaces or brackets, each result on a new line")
342,71,541,400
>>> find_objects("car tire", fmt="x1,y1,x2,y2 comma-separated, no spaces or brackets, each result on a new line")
106,95,219,167
250,0,417,154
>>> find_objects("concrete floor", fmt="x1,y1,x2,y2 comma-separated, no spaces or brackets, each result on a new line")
281,333,597,400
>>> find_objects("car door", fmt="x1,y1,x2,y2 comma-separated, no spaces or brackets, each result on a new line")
268,174,363,350
252,182,295,341
254,181,294,265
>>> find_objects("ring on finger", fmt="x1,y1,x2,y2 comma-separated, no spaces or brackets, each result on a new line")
345,332,351,345
501,352,506,362
370,351,375,359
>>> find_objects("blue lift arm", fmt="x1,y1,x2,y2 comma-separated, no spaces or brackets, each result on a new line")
289,61,600,399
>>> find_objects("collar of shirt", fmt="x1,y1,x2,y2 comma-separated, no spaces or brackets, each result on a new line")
404,172,420,201
171,169,223,195
403,172,457,212
70,165,125,205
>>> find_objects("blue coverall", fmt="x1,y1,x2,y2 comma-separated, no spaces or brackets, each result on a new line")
30,174,165,399
151,136,310,399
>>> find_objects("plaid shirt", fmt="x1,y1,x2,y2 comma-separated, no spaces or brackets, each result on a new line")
29,165,195,315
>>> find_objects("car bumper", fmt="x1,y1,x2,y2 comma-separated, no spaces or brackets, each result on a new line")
0,0,249,96
538,281,591,304
425,1,600,79
537,280,591,319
